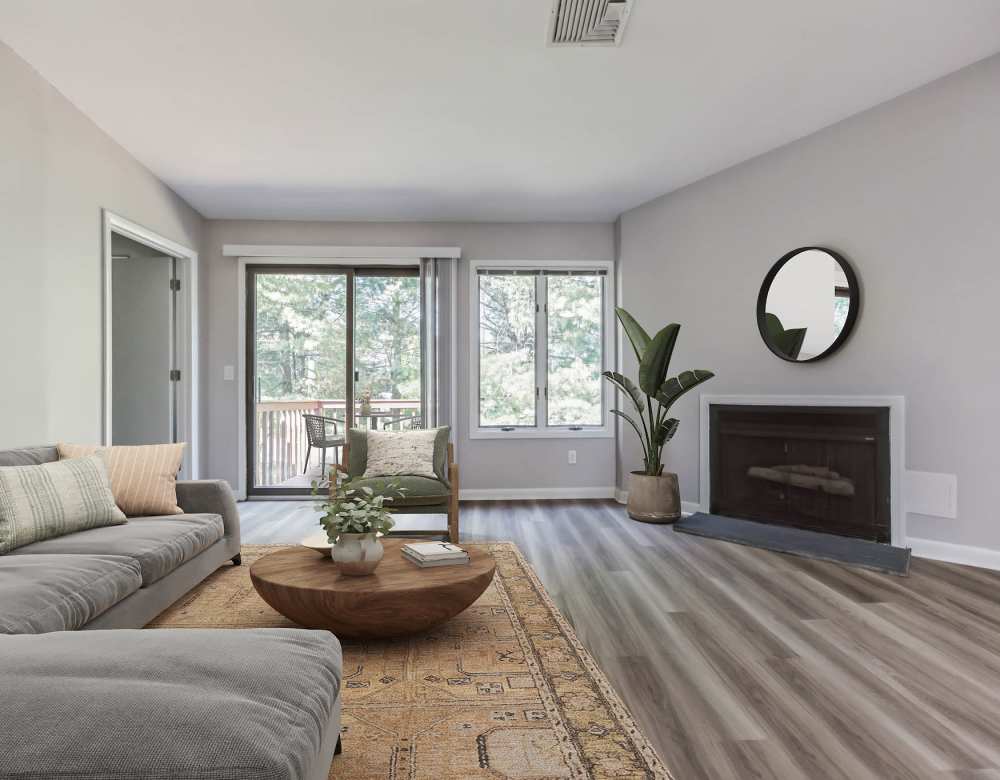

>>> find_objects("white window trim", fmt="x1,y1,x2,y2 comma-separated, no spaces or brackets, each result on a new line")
469,259,615,440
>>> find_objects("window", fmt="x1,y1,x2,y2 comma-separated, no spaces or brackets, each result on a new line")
472,263,611,437
478,273,537,427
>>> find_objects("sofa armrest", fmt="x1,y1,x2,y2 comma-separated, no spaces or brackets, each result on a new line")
175,480,241,543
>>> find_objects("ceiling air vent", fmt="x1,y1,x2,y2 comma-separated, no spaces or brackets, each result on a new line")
548,0,634,47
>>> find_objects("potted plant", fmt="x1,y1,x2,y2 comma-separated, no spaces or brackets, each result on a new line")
358,388,372,419
603,308,715,523
314,478,402,575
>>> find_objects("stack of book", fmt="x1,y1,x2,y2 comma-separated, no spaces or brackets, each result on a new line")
402,542,470,568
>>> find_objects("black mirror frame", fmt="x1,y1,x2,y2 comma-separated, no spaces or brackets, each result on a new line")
756,246,860,363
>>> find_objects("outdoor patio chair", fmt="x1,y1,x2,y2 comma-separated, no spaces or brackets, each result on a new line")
382,414,422,431
303,413,346,476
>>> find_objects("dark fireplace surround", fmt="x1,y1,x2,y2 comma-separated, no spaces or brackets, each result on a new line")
709,404,891,542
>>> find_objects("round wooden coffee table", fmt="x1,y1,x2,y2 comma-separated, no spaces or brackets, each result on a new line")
249,539,496,639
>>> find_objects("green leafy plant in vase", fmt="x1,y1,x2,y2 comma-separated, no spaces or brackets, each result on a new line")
314,477,404,575
603,308,715,523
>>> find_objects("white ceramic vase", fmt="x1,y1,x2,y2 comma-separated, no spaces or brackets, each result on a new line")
331,532,384,576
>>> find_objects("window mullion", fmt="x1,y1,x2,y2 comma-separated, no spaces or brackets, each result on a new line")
536,275,547,431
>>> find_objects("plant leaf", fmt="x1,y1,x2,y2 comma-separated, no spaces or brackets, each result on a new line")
602,370,644,413
652,418,679,448
655,370,715,412
615,308,651,362
610,409,648,460
638,324,680,395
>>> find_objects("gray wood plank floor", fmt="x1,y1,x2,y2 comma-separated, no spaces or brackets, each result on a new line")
239,499,1000,779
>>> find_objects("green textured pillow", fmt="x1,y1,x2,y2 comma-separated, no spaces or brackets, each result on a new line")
0,454,127,553
348,427,450,486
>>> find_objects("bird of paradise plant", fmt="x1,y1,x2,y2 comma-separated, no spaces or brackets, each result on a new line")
603,308,715,476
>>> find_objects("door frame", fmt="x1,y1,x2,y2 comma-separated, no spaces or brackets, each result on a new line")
102,210,199,478
236,255,424,500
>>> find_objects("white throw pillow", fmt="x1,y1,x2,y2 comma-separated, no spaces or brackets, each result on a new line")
0,454,127,553
363,429,439,480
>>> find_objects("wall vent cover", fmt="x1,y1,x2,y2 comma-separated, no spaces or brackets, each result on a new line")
548,0,634,47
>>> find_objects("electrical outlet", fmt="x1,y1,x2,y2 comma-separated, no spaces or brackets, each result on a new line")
223,365,235,381
568,450,577,465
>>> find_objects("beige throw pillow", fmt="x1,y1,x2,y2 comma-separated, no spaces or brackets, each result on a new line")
57,442,186,517
0,454,126,553
362,429,438,480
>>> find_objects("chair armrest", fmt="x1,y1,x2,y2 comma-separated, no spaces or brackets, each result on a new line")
175,480,241,543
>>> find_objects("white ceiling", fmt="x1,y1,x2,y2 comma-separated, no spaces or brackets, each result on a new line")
3,1,1000,222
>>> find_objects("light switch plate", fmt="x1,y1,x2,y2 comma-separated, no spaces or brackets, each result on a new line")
223,365,235,381
568,450,577,465
904,470,957,519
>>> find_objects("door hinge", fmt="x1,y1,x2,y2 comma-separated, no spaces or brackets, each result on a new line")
169,278,181,292
169,369,181,381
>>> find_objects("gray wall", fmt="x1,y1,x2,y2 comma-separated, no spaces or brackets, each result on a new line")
0,42,204,450
203,220,616,492
617,54,1000,550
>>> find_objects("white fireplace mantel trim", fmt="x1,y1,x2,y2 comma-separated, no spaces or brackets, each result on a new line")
698,394,906,547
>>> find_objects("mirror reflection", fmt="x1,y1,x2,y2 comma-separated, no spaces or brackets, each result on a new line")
758,247,857,362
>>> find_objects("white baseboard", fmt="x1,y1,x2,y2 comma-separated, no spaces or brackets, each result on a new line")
459,487,617,501
612,490,701,516
907,536,1000,571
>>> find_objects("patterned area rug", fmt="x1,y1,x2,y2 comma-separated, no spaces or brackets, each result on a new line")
148,543,671,779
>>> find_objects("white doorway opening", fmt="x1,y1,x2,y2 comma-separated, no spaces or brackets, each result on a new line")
102,210,199,478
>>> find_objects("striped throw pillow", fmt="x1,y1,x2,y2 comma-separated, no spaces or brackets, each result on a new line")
0,454,127,553
57,443,186,517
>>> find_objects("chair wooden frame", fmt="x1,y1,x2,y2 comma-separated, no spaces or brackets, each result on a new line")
338,442,459,543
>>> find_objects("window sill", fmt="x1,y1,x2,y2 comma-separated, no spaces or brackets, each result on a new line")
469,427,614,440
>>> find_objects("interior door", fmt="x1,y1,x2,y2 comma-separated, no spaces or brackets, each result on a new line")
111,246,176,446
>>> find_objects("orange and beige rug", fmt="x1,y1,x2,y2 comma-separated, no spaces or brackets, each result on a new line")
149,543,671,779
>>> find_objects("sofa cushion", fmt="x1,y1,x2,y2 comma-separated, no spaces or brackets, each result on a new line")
0,454,127,553
0,628,342,780
0,554,142,634
0,446,58,467
346,475,449,507
58,442,186,516
11,513,225,586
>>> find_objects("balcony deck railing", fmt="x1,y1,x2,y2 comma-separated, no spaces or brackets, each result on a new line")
254,399,421,488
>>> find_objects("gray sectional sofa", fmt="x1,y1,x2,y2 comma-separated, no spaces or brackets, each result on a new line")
0,445,343,780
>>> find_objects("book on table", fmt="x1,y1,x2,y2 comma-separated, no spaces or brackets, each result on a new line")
402,542,470,567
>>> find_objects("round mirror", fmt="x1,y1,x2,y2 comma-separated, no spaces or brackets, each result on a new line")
757,247,859,362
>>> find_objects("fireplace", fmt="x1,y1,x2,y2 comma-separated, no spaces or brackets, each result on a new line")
709,404,891,542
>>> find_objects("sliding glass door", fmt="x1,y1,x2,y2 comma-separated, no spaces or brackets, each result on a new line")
246,265,422,495
353,270,422,432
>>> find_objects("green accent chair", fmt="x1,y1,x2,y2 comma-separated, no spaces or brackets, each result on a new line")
337,429,459,543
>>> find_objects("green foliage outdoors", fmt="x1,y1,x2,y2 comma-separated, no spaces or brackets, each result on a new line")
254,270,605,429
254,273,421,403
479,275,603,427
